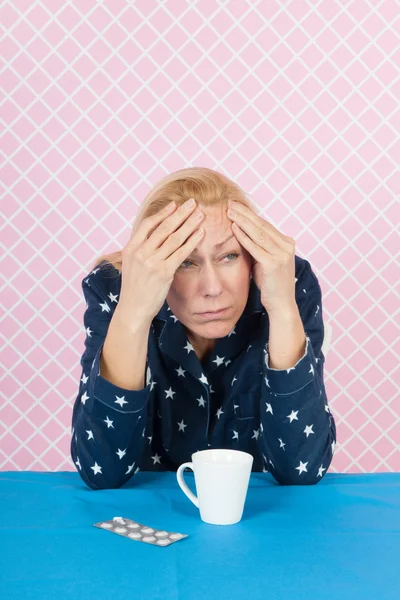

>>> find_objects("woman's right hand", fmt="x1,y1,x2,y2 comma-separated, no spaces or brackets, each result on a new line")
118,198,205,322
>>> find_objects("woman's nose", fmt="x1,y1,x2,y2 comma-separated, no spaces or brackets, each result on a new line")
198,267,225,292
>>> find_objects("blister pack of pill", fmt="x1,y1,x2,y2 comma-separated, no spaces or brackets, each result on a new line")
93,516,188,547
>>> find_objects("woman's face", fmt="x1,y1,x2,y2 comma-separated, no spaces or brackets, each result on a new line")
166,203,253,352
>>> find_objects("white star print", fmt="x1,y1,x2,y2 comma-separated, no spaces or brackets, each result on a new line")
75,457,81,470
99,301,110,313
170,315,178,323
212,355,225,366
86,430,94,440
81,391,89,405
165,387,176,399
184,341,194,354
325,404,330,413
232,430,239,440
81,373,88,385
317,465,326,477
295,461,308,475
150,380,157,391
266,402,273,414
216,408,224,419
148,436,152,444
287,410,299,423
252,429,260,440
278,438,286,450
115,395,128,407
134,467,140,474
116,448,126,459
228,326,236,337
126,462,135,474
231,375,237,386
224,359,231,367
209,384,215,394
331,440,336,455
108,292,118,303
197,396,206,407
178,419,187,432
199,373,209,385
85,326,93,338
90,462,102,475
151,453,161,465
264,375,270,388
104,416,114,429
304,424,315,438
309,364,315,376
176,366,186,377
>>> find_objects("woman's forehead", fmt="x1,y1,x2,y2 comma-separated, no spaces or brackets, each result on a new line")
191,232,236,256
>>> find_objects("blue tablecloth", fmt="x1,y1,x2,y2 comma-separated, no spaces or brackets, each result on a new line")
0,471,399,599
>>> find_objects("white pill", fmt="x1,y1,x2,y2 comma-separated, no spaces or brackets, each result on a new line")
113,517,125,524
155,531,169,537
142,527,154,534
127,523,140,529
114,527,127,533
170,533,183,540
128,532,142,539
142,536,156,543
157,539,170,546
100,523,113,529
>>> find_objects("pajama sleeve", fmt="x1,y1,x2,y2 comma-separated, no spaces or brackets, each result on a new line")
257,260,337,485
70,272,153,490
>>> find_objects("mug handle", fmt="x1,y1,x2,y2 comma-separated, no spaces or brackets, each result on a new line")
176,462,199,508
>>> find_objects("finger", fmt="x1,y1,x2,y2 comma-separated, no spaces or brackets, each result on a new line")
231,222,270,264
129,200,177,247
158,208,205,261
142,199,198,253
167,226,205,272
228,208,277,254
228,202,291,244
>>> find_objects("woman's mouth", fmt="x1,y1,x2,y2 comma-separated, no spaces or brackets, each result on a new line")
196,307,231,319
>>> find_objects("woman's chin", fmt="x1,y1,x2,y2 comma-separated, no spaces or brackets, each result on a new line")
192,316,235,333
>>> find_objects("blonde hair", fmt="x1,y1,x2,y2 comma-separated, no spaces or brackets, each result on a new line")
92,166,256,274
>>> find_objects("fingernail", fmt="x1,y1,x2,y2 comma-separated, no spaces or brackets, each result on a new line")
187,198,195,207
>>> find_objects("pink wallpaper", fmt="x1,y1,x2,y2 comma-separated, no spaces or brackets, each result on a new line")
1,1,399,474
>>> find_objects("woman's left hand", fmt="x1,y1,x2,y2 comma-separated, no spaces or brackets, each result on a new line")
227,200,297,315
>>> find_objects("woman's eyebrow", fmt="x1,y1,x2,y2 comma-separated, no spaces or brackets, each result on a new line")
191,234,236,255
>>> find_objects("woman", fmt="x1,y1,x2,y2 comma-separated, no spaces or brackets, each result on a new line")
71,167,336,490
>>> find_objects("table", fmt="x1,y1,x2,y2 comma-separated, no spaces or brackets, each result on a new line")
0,471,399,600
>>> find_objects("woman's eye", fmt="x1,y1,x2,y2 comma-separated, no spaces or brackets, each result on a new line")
180,252,240,269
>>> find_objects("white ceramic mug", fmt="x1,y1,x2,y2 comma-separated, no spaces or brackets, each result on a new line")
176,449,254,525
